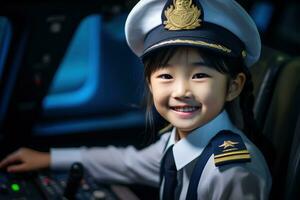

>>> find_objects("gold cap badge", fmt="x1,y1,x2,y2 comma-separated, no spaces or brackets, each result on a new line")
164,0,202,30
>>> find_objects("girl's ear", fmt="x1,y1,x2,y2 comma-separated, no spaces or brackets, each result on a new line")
226,73,246,101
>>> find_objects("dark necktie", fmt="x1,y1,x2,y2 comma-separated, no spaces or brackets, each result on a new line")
162,145,177,200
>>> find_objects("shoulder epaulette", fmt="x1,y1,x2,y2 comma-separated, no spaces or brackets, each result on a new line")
158,124,173,134
211,130,251,167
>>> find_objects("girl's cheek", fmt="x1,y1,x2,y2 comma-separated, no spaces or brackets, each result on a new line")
196,84,224,104
153,91,169,104
195,84,213,99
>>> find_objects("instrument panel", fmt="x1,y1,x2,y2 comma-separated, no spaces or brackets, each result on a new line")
0,168,139,200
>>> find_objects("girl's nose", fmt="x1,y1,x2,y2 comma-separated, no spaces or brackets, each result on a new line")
172,80,193,99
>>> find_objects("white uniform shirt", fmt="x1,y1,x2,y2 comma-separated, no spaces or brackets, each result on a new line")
51,111,272,199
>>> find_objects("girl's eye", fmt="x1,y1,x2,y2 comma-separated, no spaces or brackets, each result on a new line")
158,74,173,79
192,73,210,79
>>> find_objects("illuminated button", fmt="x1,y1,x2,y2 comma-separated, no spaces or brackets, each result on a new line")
43,177,50,185
11,183,20,192
92,190,106,200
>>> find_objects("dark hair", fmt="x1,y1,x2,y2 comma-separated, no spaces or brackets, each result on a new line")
142,46,258,142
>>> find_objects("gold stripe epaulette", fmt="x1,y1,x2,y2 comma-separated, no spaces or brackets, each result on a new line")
212,130,252,167
214,150,251,166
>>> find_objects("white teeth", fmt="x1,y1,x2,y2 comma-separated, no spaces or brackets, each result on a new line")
173,107,198,112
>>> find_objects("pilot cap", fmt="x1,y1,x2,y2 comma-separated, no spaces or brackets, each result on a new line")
125,0,261,67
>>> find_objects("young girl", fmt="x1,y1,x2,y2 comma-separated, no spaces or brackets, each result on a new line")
0,0,271,199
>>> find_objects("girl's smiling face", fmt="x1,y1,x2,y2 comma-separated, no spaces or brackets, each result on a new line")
148,47,231,138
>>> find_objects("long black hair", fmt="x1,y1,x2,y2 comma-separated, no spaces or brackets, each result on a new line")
142,46,258,143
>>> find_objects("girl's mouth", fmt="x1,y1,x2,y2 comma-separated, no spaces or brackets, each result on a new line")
170,105,201,118
170,106,200,113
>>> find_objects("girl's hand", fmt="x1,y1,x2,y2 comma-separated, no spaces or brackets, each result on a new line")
0,148,50,173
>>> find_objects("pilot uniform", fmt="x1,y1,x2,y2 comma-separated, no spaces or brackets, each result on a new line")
52,0,272,199
51,111,271,199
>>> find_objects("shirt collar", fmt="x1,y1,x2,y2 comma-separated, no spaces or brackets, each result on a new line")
164,110,241,170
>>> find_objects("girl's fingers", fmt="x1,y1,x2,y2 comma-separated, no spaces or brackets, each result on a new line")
7,163,27,173
0,153,21,168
